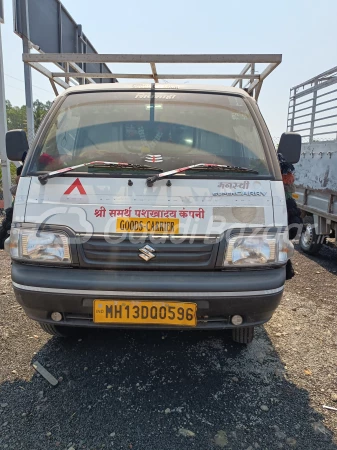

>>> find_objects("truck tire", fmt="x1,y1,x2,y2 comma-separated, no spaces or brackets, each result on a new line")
232,326,254,344
300,216,324,255
39,322,83,338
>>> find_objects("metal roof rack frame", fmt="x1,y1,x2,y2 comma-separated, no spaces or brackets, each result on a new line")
22,53,282,101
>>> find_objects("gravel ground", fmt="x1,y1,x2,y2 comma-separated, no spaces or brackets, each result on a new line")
0,245,336,450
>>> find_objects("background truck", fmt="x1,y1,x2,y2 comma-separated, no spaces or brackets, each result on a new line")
288,66,337,255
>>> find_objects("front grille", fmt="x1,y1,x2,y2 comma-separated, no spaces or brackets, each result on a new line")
78,235,220,270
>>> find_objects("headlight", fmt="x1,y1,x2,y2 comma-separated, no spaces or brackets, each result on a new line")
9,227,71,263
224,233,294,266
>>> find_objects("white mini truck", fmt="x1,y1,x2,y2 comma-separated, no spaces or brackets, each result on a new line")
5,54,301,344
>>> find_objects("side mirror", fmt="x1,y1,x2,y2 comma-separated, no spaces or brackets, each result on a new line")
277,132,302,164
6,129,29,161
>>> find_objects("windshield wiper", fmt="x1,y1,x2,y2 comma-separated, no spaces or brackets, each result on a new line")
146,163,258,186
38,161,162,185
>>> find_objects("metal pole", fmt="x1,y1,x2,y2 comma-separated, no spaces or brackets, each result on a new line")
0,25,11,209
309,80,318,143
22,36,34,145
250,63,255,97
290,89,296,132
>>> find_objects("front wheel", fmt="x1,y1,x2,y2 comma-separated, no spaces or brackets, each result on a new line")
232,326,254,344
39,322,84,338
300,216,324,255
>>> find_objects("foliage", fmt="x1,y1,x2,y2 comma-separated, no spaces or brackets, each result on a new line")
1,99,52,199
6,99,52,132
33,100,53,132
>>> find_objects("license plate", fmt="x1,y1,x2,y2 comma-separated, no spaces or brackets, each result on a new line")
116,217,179,234
93,300,197,326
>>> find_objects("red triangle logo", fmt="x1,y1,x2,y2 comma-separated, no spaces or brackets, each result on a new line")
64,178,87,195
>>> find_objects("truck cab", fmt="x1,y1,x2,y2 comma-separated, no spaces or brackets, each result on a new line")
5,79,301,344
288,67,337,256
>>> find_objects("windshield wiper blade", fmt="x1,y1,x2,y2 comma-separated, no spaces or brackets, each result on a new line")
146,163,258,186
38,161,162,185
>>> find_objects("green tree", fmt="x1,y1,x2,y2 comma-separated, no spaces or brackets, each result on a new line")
6,100,26,131
1,99,53,200
6,99,52,132
33,100,53,131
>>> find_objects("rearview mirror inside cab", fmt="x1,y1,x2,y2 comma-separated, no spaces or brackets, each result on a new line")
277,132,302,164
6,129,29,162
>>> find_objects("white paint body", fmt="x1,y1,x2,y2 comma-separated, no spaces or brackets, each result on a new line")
295,142,337,192
12,83,288,238
14,176,287,235
294,141,337,233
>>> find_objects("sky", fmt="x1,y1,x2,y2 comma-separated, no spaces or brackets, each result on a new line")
1,0,337,139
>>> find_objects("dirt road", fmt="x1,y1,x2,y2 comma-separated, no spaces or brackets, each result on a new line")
0,246,336,450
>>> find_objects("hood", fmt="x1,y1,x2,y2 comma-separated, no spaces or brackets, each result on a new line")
14,176,287,236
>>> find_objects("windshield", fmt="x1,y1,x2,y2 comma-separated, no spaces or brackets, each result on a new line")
29,90,270,177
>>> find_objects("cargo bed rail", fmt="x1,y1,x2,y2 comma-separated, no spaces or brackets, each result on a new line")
288,66,337,143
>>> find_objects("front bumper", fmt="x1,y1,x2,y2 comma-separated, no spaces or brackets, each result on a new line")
12,263,286,330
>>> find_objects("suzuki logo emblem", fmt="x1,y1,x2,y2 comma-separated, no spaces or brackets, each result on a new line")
139,245,156,262
145,154,163,163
